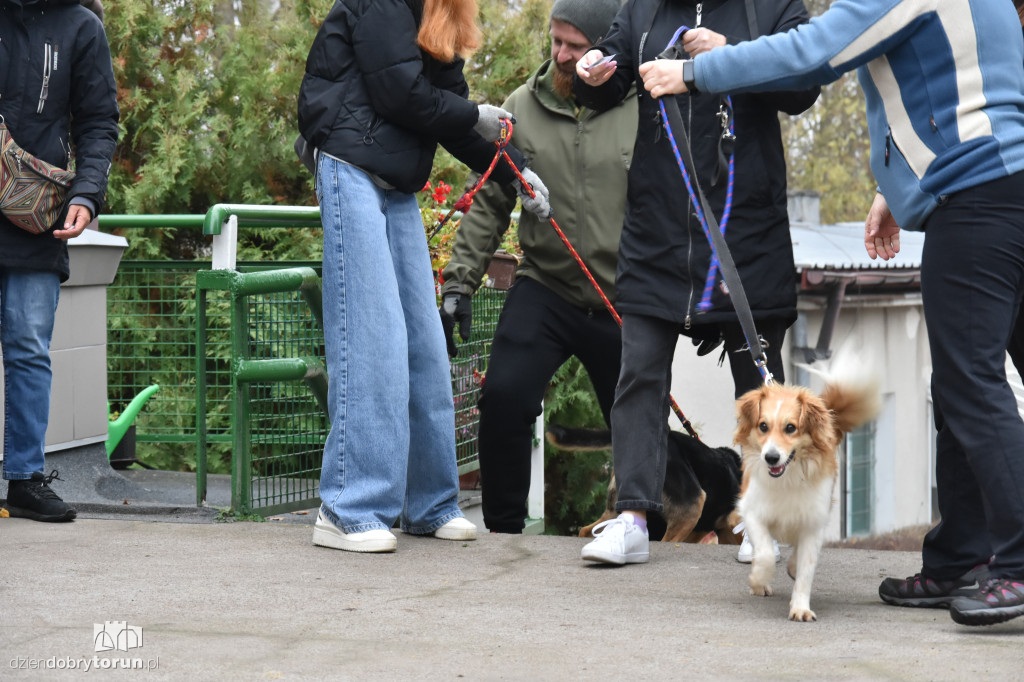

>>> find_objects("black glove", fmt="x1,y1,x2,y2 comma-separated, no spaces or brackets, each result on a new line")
440,293,473,357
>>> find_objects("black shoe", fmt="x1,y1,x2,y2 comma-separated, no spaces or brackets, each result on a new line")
4,471,77,522
950,577,1024,626
878,564,989,608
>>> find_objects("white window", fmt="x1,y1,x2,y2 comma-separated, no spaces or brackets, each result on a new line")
845,420,876,537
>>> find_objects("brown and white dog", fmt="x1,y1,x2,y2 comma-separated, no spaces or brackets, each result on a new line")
732,357,880,621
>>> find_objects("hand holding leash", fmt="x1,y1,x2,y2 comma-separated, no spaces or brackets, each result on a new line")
474,104,516,143
513,168,553,220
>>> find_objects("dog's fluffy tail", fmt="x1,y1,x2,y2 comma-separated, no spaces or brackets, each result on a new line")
800,346,882,434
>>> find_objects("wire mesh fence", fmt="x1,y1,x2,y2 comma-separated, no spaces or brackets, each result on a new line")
107,251,506,512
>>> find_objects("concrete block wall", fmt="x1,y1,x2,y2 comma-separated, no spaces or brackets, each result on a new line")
0,230,127,460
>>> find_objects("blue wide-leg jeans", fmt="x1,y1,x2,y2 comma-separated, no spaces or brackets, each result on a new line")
1,267,61,480
316,157,463,535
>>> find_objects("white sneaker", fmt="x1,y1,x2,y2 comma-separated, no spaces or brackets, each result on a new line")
313,510,397,553
433,516,477,541
581,513,649,565
736,530,780,564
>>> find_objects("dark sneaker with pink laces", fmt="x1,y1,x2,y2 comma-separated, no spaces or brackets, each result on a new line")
878,564,989,608
949,578,1024,626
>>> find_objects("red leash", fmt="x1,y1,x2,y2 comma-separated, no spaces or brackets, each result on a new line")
427,121,699,439
426,122,513,244
498,148,699,440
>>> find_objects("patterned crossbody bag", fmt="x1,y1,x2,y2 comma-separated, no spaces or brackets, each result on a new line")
0,115,76,234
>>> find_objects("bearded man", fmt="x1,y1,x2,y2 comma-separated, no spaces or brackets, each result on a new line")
440,0,636,534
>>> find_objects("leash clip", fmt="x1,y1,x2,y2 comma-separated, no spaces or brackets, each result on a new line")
716,101,734,139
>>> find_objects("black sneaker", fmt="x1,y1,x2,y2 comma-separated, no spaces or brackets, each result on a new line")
949,578,1024,626
4,471,77,522
878,564,989,608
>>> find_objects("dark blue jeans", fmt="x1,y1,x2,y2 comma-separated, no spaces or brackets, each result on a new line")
921,171,1024,581
478,277,622,533
1,267,61,480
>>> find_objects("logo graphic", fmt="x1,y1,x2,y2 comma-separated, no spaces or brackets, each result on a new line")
94,622,143,653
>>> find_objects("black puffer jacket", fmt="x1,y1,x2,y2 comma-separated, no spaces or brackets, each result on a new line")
575,0,818,332
298,0,524,194
0,0,119,280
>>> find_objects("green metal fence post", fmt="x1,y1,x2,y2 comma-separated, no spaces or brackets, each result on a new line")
195,284,209,506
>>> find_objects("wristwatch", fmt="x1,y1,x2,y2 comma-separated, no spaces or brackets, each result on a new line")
682,59,699,94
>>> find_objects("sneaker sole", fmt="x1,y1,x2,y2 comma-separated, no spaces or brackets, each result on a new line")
736,554,781,564
312,526,397,553
878,594,955,609
581,549,649,565
433,528,477,541
4,504,76,522
950,602,1024,626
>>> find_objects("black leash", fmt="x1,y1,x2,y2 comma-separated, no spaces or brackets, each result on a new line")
655,35,773,385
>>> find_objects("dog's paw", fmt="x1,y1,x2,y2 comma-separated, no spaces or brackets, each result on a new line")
749,582,773,597
788,607,817,622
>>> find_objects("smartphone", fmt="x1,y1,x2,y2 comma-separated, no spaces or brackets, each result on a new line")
583,53,617,70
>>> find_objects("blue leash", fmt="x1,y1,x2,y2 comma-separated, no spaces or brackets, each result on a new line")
656,25,735,313
655,26,772,385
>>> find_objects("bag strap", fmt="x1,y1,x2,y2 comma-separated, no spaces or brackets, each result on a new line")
744,0,759,40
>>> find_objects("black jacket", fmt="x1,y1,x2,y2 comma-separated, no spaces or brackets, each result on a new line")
297,0,523,194
0,0,119,280
575,0,818,332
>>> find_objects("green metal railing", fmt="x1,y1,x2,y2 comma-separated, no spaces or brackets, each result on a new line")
195,266,328,515
102,206,505,515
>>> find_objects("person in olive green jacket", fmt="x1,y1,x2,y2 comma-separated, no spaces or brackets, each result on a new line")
439,0,635,533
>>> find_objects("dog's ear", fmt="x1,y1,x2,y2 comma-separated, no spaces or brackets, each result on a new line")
799,392,838,454
733,388,762,445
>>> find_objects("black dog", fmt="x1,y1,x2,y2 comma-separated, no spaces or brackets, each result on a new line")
546,425,743,544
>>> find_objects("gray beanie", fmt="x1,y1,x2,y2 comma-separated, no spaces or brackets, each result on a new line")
550,0,623,45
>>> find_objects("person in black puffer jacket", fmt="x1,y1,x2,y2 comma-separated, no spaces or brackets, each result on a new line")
0,0,119,523
572,0,819,566
297,0,552,554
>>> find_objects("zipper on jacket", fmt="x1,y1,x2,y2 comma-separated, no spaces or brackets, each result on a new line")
575,121,588,283
37,42,52,114
696,3,703,27
639,32,649,76
884,127,890,167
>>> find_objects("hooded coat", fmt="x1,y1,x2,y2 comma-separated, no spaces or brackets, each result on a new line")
442,60,638,311
575,0,818,334
0,0,120,281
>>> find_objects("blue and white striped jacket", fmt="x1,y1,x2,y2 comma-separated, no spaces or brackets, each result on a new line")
694,0,1024,231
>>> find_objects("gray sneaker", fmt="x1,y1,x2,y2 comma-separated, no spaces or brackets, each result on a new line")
581,513,649,565
879,564,990,608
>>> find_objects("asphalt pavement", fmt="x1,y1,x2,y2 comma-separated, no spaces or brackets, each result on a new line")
2,509,1022,681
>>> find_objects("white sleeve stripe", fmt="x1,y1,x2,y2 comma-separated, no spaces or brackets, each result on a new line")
940,0,992,141
829,0,935,69
868,56,935,179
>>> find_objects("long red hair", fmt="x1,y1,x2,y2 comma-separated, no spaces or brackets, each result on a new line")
418,0,482,62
